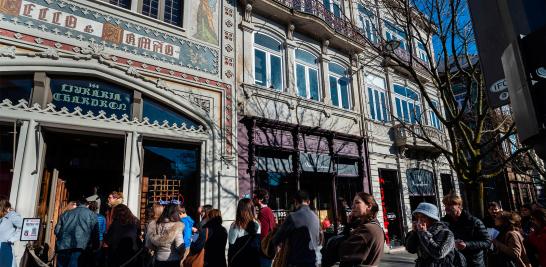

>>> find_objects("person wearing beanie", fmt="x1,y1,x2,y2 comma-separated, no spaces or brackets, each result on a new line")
406,202,464,266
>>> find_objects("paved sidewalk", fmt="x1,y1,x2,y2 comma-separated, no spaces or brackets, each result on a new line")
380,248,416,266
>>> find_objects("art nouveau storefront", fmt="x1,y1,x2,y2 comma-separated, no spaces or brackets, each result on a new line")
0,0,238,261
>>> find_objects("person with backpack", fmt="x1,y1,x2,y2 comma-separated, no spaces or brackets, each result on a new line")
488,211,531,267
228,198,261,267
406,202,464,267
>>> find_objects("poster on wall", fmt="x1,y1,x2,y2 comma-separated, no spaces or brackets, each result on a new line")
20,218,41,241
50,78,133,118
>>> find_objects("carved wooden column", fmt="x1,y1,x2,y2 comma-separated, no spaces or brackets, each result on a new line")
327,134,339,233
246,118,257,192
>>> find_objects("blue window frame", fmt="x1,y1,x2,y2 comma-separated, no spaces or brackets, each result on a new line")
367,87,388,122
384,20,407,50
329,63,350,109
254,33,283,90
393,84,420,123
295,49,320,101
141,0,183,26
110,0,131,9
357,4,378,43
429,100,441,129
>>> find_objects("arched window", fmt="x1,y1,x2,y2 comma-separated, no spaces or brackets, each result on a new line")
328,63,350,109
295,49,320,101
393,84,421,123
254,33,284,91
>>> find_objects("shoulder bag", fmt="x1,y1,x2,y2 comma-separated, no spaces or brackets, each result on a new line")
182,229,208,267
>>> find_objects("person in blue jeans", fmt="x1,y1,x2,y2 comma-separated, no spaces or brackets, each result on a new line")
55,198,99,267
0,197,23,267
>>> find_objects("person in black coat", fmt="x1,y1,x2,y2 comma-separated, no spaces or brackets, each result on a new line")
104,204,142,267
442,194,491,267
189,209,228,267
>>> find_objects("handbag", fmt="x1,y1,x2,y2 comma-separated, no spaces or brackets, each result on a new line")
182,229,208,267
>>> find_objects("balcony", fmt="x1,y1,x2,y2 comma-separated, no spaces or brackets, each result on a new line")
388,48,431,82
393,124,448,157
241,0,367,54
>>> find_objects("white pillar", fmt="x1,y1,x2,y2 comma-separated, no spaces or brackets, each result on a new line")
123,131,142,217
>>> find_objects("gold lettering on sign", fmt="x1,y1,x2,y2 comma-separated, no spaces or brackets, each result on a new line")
125,33,135,46
65,15,77,28
21,2,33,16
0,0,22,16
165,45,174,56
38,7,47,20
138,37,150,50
51,11,61,25
152,41,163,54
101,23,124,44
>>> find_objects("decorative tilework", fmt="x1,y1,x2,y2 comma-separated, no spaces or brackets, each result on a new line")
0,0,220,75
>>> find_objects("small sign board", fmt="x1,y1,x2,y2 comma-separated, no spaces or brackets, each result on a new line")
20,218,41,241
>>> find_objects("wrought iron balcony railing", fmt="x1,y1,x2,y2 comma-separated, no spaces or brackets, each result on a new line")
393,124,447,153
272,0,367,46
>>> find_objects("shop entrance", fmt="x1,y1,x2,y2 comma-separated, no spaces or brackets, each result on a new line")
300,172,334,231
379,169,404,247
37,130,124,252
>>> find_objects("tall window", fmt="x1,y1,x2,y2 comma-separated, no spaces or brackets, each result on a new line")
141,0,184,26
323,0,342,17
367,76,388,122
429,100,441,129
295,49,320,101
329,63,350,109
416,41,428,62
384,21,407,50
357,4,378,43
109,0,132,9
393,84,420,123
254,33,283,91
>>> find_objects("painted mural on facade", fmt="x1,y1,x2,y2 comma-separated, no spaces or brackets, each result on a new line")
189,0,219,45
0,0,219,75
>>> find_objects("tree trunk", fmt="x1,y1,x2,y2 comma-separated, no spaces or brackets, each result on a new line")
478,182,485,219
463,182,485,219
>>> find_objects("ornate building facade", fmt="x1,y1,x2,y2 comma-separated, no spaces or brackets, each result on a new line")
234,0,457,245
0,0,238,260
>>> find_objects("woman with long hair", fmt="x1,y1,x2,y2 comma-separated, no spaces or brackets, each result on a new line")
337,192,385,266
228,198,261,267
0,197,22,267
188,209,228,267
529,209,546,267
490,211,531,267
146,204,185,267
104,204,142,267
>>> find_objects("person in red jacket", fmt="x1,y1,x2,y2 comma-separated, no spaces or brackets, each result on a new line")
253,188,276,267
528,208,546,267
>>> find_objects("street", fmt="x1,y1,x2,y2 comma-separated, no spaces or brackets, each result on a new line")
380,250,417,266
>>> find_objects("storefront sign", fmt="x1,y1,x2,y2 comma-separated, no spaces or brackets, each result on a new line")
300,152,332,173
51,78,132,117
0,0,219,75
20,218,41,241
406,168,435,196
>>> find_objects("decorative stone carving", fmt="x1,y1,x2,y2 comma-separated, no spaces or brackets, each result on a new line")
38,47,60,59
287,24,295,40
321,40,330,54
244,4,253,23
0,46,16,58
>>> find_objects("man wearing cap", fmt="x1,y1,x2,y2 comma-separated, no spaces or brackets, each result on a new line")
406,202,460,266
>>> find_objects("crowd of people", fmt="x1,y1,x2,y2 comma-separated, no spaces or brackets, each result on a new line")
0,189,388,267
405,193,546,267
4,188,546,267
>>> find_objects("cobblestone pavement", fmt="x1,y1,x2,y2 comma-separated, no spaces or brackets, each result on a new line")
380,249,417,266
